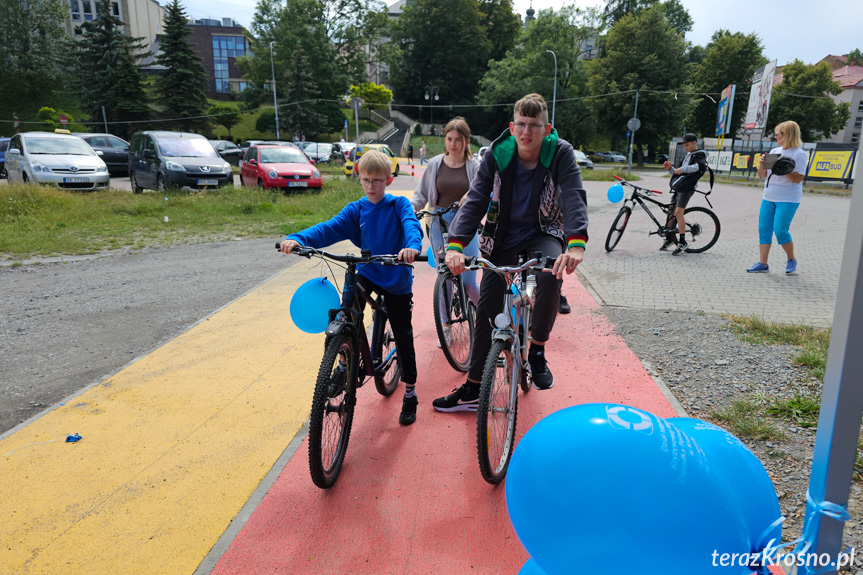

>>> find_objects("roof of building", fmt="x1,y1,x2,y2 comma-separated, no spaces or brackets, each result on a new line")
773,59,863,89
388,0,408,16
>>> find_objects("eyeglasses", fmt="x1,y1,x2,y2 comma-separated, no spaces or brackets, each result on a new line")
513,121,547,134
360,178,387,187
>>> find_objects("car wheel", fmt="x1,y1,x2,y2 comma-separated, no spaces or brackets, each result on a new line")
22,172,29,183
130,172,143,194
394,163,399,176
257,178,265,189
157,175,167,194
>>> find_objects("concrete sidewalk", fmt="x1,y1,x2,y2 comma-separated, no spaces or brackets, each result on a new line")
577,172,849,326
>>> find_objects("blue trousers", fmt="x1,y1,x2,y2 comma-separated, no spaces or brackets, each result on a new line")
758,199,799,245
427,207,480,318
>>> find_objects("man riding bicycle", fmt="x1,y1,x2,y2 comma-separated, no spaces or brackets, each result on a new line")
432,93,588,412
662,133,708,255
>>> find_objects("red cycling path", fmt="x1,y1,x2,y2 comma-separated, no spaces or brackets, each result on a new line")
207,229,680,574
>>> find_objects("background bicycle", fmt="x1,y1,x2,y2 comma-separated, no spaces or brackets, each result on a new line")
605,175,720,254
278,244,425,489
415,203,477,372
463,253,552,484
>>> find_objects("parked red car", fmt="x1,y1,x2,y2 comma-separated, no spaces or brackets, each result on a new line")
240,145,322,190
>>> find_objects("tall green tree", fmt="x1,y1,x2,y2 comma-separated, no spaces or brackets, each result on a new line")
71,0,151,138
154,0,209,132
478,0,521,62
280,46,322,138
589,6,688,165
686,30,767,138
601,0,690,35
768,60,851,141
384,0,492,111
477,6,599,145
238,0,362,136
209,105,242,138
0,0,71,124
846,49,863,66
349,82,393,111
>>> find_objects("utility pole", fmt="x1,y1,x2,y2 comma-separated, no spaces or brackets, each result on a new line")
546,50,557,129
269,41,279,140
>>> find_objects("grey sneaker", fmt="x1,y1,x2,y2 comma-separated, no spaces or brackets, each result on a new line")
672,240,688,256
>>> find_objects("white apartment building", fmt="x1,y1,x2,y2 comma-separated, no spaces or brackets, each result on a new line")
63,0,166,55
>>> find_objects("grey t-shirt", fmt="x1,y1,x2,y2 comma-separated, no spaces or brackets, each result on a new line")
500,160,540,249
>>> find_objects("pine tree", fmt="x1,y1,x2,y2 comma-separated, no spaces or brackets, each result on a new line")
154,0,209,132
71,0,151,137
280,46,320,139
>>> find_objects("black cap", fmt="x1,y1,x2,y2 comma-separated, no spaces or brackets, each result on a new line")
682,133,698,143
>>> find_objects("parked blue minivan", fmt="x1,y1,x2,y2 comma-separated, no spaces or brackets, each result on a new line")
0,137,10,178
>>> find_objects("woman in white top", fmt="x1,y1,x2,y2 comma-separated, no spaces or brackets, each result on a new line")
411,118,480,346
746,121,809,274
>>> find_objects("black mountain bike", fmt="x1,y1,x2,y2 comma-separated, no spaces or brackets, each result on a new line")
277,244,425,489
415,203,476,372
605,175,720,253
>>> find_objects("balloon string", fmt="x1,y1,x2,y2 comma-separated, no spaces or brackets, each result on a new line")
753,490,850,574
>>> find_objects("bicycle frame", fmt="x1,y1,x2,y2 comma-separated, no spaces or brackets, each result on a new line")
622,189,674,234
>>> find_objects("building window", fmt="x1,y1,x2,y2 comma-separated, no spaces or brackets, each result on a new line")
212,35,249,94
858,102,863,112
74,26,83,35
70,0,80,20
852,133,860,144
111,1,119,16
855,117,863,128
82,0,92,20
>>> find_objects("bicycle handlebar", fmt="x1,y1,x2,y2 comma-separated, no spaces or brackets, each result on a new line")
464,255,554,274
275,242,428,264
414,202,460,219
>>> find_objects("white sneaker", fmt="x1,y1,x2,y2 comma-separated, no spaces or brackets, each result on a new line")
437,325,452,348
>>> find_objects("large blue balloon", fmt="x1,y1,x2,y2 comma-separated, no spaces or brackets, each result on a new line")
290,277,340,334
426,246,436,268
667,417,782,553
607,183,625,203
506,404,750,575
518,558,548,575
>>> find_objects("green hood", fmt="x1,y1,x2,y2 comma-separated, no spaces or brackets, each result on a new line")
491,127,558,171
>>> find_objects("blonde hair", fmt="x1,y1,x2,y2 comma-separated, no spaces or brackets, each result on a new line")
775,121,802,148
357,149,392,176
514,93,548,123
443,117,472,161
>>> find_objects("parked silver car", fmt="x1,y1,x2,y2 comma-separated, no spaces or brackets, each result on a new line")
4,131,110,190
573,149,594,169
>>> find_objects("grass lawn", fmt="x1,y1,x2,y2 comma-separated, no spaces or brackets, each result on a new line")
0,179,363,259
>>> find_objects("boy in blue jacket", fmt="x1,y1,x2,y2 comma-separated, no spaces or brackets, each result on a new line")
279,150,423,425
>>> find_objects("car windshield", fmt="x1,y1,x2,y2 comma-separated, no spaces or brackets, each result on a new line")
574,150,587,159
312,144,331,154
0,140,8,152
27,138,94,156
260,148,308,164
158,138,218,158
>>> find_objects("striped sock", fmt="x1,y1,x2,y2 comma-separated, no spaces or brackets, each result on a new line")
404,385,416,399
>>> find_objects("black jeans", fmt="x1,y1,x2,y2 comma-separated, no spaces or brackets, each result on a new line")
357,276,417,385
467,233,563,382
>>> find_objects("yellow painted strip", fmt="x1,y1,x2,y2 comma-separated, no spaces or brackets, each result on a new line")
0,242,354,574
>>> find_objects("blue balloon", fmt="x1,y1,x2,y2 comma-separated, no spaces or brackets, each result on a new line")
290,277,340,334
506,404,750,575
607,183,624,203
518,558,548,575
426,246,436,268
667,418,782,553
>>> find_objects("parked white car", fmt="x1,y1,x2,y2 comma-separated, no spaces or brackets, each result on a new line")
4,131,110,191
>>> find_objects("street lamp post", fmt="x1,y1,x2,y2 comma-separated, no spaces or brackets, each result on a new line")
424,85,439,144
269,41,279,140
546,50,557,129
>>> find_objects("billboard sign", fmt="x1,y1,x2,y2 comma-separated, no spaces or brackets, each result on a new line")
744,61,777,134
715,84,736,136
805,145,856,182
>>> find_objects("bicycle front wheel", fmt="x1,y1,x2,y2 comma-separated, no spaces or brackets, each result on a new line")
477,339,519,484
308,334,356,489
433,271,475,372
683,206,720,253
605,206,632,252
373,311,401,396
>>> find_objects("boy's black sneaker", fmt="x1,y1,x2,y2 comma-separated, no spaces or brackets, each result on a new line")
558,295,571,314
528,348,555,390
399,395,418,425
672,239,688,256
659,238,675,251
432,383,479,412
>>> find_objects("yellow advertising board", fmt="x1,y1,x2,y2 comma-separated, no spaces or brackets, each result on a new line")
806,150,855,180
732,153,751,169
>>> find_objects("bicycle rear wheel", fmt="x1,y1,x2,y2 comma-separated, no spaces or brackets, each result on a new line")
373,310,400,396
308,333,356,489
682,206,720,253
477,339,519,484
433,271,475,372
605,206,632,252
